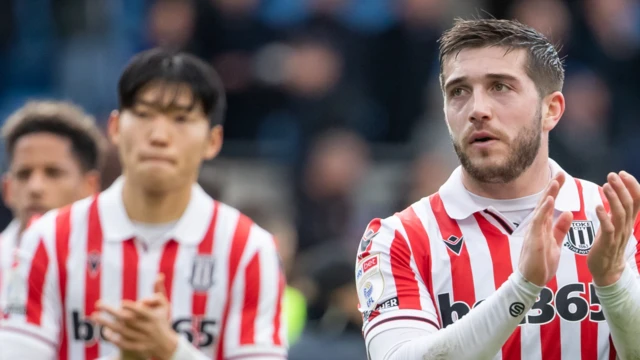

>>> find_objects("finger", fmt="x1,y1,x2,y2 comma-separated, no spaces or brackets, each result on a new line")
552,172,566,193
121,301,155,320
596,204,615,239
96,302,135,322
532,196,554,228
154,274,167,297
92,313,147,342
604,182,626,233
537,180,559,209
620,171,640,217
609,173,634,226
553,211,574,246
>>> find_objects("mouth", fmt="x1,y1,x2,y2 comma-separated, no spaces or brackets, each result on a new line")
469,132,499,145
139,155,176,164
25,206,47,215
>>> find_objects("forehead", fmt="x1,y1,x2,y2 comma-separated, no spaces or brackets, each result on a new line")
12,133,76,166
134,82,202,112
442,47,530,85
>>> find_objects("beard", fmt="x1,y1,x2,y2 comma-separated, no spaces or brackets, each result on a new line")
452,109,542,184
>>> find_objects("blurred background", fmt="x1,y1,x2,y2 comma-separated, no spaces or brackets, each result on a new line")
1,0,639,358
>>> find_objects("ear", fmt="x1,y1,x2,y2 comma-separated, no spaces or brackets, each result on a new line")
203,125,224,161
107,110,121,146
2,174,13,208
81,170,102,196
541,91,565,132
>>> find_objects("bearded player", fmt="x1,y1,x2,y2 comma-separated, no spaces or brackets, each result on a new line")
0,49,286,360
355,19,640,359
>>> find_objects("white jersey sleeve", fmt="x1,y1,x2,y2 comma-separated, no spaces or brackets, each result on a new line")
0,212,61,357
592,216,640,360
222,224,287,359
355,217,441,348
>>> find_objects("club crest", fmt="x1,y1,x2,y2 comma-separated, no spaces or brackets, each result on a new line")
564,221,595,255
190,256,215,292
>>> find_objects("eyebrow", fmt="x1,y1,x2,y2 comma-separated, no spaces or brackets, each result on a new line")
444,73,520,91
134,99,194,112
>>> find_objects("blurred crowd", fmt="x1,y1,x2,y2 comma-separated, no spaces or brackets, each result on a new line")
1,0,640,358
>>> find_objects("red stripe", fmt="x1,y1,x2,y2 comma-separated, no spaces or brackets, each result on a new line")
388,231,422,310
397,207,440,325
540,275,561,359
159,240,178,302
216,214,253,360
429,194,476,307
192,201,219,320
55,207,72,360
474,213,521,359
272,271,285,345
122,240,138,301
573,180,598,360
26,239,48,325
85,198,103,359
609,336,617,360
240,253,261,345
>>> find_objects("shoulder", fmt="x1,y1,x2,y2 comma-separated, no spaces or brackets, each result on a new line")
357,196,438,261
215,201,276,251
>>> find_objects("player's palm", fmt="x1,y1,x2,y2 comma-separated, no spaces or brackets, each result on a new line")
519,173,574,287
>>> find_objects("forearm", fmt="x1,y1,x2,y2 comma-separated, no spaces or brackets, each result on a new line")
595,265,640,360
383,271,541,360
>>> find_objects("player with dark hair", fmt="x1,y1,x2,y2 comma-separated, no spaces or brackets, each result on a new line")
0,49,286,360
0,100,105,305
356,19,640,359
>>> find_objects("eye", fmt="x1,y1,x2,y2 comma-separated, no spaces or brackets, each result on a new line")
493,83,509,92
174,115,188,123
451,88,465,97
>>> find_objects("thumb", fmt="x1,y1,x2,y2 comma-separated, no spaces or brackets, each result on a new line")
154,273,167,297
553,211,573,246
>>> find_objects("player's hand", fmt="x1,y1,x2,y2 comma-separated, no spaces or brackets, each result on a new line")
588,171,640,286
92,274,179,360
518,172,574,286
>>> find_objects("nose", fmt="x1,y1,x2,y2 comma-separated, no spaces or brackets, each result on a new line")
26,171,45,198
148,116,172,146
468,91,492,123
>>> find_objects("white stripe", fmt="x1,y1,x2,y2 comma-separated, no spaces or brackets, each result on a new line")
253,229,278,346
556,249,581,359
67,201,91,360
419,198,454,325
98,241,123,357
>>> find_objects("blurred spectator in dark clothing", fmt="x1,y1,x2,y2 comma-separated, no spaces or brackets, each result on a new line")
549,67,620,182
295,129,370,253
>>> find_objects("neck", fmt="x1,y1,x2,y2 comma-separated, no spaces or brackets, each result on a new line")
121,179,192,224
462,155,551,200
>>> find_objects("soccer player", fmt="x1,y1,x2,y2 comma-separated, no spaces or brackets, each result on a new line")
0,101,104,301
0,49,287,360
356,19,640,360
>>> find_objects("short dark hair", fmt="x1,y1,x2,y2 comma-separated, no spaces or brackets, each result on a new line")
438,18,564,96
2,101,106,172
118,48,227,126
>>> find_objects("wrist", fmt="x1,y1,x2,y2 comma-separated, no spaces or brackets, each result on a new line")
592,273,622,287
156,331,180,360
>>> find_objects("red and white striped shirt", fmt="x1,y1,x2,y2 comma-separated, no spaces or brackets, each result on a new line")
0,219,20,310
356,160,640,360
0,177,287,360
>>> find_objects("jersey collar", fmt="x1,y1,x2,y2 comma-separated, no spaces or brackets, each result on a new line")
98,176,215,246
438,159,580,220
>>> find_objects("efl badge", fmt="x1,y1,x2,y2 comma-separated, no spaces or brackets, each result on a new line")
565,221,595,255
190,256,215,292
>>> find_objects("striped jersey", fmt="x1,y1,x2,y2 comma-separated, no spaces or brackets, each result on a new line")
356,160,640,360
0,177,287,360
0,219,20,312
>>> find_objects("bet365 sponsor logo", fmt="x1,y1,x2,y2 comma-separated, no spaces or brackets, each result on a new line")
71,311,217,347
437,282,605,327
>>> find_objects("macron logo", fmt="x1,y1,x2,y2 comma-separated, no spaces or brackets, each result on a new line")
443,235,464,256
